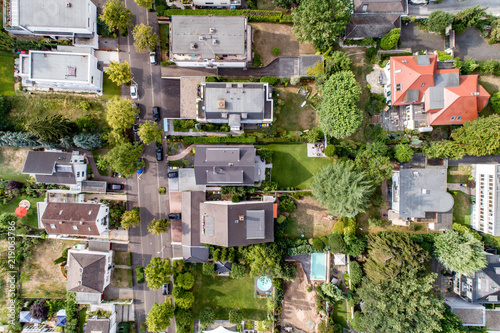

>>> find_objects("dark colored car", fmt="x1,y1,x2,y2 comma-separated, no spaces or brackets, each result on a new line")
107,183,124,190
168,213,181,220
133,124,139,141
152,106,160,122
162,283,169,295
168,172,178,178
156,145,163,161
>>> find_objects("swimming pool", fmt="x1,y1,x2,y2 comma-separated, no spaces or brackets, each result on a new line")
311,253,327,281
256,276,273,292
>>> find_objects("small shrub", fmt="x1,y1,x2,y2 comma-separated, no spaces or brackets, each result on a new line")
202,262,214,276
136,266,145,284
312,238,325,251
260,76,278,85
158,187,166,195
290,76,301,86
232,195,240,203
160,61,175,66
231,263,246,279
229,309,243,324
253,55,262,67
306,285,312,292
324,145,336,157
272,47,280,56
380,28,400,50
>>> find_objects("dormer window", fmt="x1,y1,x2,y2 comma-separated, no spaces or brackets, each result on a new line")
421,83,425,87
73,225,79,230
457,116,462,121
451,116,456,121
396,83,402,91
362,4,367,11
395,69,401,74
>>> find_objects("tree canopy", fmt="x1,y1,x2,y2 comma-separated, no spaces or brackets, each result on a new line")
451,115,500,156
106,96,138,132
394,143,414,162
106,61,132,86
100,0,133,33
321,283,345,302
108,142,144,178
172,288,195,309
434,230,487,276
28,114,73,143
146,302,174,332
354,144,393,186
138,121,162,145
145,257,172,290
364,233,429,283
133,24,159,53
134,0,153,9
357,270,445,333
311,161,373,217
427,10,454,33
380,28,401,50
292,0,352,50
317,71,362,139
175,272,195,290
199,309,215,326
120,207,140,230
324,51,352,76
148,218,171,235
422,140,466,159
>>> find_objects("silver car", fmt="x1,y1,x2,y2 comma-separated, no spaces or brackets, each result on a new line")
130,84,138,100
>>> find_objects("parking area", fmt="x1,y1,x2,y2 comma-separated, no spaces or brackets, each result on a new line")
455,28,500,61
400,22,444,52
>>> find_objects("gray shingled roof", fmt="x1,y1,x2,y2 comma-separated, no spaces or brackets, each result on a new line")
67,251,107,294
427,87,445,110
194,146,256,186
345,14,400,39
22,151,77,185
183,246,209,263
85,319,110,333
353,0,406,14
434,72,460,87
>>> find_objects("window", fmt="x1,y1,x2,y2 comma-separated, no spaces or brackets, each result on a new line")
421,83,425,87
50,224,56,229
450,116,456,121
76,172,80,177
362,4,368,11
73,225,79,230
402,60,408,63
88,227,92,231
457,116,462,121
396,83,402,91
395,69,402,74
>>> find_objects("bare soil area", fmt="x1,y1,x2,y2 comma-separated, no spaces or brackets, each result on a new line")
251,23,315,67
281,263,319,332
0,147,31,181
287,196,337,238
21,239,79,298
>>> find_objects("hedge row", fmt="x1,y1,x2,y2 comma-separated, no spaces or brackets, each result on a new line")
288,244,315,256
163,9,289,23
181,136,257,144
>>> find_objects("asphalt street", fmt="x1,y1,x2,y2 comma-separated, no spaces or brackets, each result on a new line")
117,1,174,330
409,0,500,16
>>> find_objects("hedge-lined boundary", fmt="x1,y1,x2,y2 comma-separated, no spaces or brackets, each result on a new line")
181,136,257,144
162,9,291,23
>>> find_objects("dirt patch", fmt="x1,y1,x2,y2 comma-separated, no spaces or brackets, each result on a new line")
479,75,500,94
286,196,337,238
251,23,315,67
281,263,319,332
274,86,318,131
20,239,79,298
0,147,30,180
111,268,132,288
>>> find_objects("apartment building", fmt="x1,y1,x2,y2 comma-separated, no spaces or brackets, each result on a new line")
471,164,500,236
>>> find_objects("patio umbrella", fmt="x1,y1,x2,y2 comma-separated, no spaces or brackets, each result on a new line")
15,206,27,217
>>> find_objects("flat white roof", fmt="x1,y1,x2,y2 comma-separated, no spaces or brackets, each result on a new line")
17,0,88,29
30,51,90,82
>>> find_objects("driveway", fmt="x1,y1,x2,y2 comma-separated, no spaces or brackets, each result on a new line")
400,22,444,52
409,0,500,17
448,154,500,165
455,27,500,60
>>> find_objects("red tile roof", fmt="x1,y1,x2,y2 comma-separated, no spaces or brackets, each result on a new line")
42,202,102,236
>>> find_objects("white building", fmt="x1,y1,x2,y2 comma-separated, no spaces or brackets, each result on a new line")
193,0,241,8
471,164,500,236
17,48,103,94
169,16,252,68
4,0,97,39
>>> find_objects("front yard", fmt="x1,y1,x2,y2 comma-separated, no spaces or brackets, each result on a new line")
447,165,471,184
257,144,332,189
111,268,133,288
284,196,334,238
451,191,471,226
191,264,267,321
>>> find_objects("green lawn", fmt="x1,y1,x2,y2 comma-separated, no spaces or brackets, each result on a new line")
101,73,121,101
331,302,348,328
447,166,470,184
274,89,317,131
2,194,46,228
191,265,267,321
257,144,332,189
0,51,17,96
450,191,471,225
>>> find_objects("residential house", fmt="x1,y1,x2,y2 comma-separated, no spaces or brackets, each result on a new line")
66,246,113,305
389,159,454,230
84,304,117,333
169,16,252,68
22,150,87,186
180,191,210,263
196,82,273,130
16,47,103,94
3,0,97,45
383,54,490,131
345,0,407,40
444,296,500,330
193,0,241,8
194,145,265,186
471,164,500,236
39,202,109,237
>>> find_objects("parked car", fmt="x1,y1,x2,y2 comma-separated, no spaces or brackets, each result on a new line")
133,124,139,141
152,106,160,122
168,213,181,220
162,283,169,295
107,183,124,190
130,84,138,100
409,0,428,4
156,145,163,161
168,172,178,178
137,157,144,174
150,52,157,65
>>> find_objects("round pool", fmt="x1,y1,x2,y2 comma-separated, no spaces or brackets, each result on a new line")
257,276,272,292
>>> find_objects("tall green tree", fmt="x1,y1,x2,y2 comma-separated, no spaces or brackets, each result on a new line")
354,145,392,186
73,133,102,149
394,143,414,162
120,207,141,230
199,309,215,326
133,24,159,53
380,28,401,50
292,0,352,50
146,301,174,332
145,257,172,290
434,230,486,276
28,114,73,143
427,10,454,34
357,270,445,333
422,140,466,159
106,61,133,86
321,283,345,302
311,161,373,217
100,0,133,33
106,97,139,132
138,121,162,145
148,218,171,235
364,233,428,283
317,71,362,139
451,115,500,156
324,51,352,76
175,272,195,290
134,0,153,9
108,142,144,178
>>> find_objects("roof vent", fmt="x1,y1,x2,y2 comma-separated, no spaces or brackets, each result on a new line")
59,221,63,224
228,163,234,166
59,210,64,215
80,221,84,225
190,43,198,49
488,295,498,301
209,27,215,34
88,210,92,215
239,215,245,222
212,39,219,45
234,220,239,224
421,189,429,194
198,35,204,41
217,100,226,109
472,92,480,96
66,2,71,7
